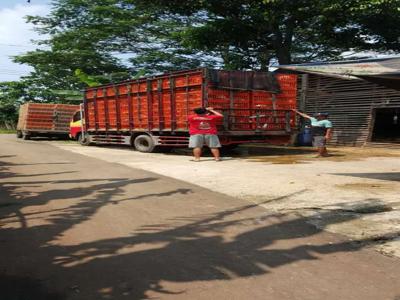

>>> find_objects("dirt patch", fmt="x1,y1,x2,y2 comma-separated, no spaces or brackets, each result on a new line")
54,141,400,164
335,183,395,191
247,155,311,164
236,145,400,164
344,203,393,214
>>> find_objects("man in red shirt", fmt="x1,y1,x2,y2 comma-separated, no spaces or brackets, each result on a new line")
188,107,223,161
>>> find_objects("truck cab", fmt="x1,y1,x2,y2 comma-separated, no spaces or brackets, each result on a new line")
69,110,82,140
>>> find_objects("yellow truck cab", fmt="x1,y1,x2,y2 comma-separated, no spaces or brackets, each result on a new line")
69,110,83,140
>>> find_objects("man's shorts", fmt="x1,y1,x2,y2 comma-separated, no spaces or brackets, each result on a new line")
312,135,326,147
189,134,221,148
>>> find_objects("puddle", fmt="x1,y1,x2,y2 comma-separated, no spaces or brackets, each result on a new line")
244,151,350,164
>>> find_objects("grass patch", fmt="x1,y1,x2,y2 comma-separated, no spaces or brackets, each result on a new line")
0,129,16,134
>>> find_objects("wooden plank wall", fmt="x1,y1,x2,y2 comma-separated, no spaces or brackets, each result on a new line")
299,74,400,146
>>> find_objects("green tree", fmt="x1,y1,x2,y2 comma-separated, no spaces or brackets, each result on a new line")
12,0,133,102
349,0,400,53
14,47,129,102
21,0,218,75
0,82,29,129
11,0,400,101
141,0,400,66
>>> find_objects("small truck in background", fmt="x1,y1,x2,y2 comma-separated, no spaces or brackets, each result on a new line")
70,68,298,152
17,103,79,140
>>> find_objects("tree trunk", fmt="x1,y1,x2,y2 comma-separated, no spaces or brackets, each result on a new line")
221,47,234,70
275,46,291,65
258,47,271,71
272,20,294,65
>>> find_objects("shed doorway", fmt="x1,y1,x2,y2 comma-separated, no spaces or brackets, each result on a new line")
371,108,400,143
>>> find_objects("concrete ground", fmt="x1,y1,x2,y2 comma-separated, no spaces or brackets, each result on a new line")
53,140,400,258
1,134,400,299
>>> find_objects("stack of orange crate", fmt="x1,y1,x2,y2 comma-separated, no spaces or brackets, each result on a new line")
86,72,204,132
53,105,80,131
207,73,297,131
84,69,297,134
17,103,79,133
275,74,297,109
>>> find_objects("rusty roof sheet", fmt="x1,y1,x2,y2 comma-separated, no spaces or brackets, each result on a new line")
277,56,400,78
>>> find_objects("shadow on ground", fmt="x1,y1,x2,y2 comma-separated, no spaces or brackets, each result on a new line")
0,275,66,300
52,140,317,157
332,172,400,182
0,154,398,299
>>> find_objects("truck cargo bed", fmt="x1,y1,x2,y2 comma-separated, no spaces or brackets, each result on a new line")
80,68,297,151
17,103,79,139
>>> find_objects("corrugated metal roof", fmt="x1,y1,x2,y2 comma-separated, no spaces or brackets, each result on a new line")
278,56,400,76
278,56,400,90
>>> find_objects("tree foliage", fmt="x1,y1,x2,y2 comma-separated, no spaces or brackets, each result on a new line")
0,82,29,128
138,0,400,65
4,0,399,110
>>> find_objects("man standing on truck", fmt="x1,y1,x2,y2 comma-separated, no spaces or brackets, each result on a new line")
188,107,224,161
293,110,333,157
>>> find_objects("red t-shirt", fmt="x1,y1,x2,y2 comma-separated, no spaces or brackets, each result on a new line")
188,114,223,135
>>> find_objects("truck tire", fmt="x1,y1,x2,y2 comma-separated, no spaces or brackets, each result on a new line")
221,144,239,153
16,131,23,138
78,133,91,146
134,135,156,153
22,132,31,140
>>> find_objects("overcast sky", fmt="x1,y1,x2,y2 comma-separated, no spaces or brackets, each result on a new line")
0,0,50,82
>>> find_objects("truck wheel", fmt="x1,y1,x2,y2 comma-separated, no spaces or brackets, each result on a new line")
78,133,91,146
22,132,31,140
221,144,239,152
16,131,23,138
134,135,156,153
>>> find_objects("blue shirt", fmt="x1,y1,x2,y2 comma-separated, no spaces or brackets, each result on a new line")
310,117,333,128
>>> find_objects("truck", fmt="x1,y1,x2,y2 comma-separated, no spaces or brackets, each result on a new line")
17,103,80,140
70,68,297,152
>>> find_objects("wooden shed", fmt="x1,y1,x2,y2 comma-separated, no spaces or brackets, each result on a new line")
278,57,400,147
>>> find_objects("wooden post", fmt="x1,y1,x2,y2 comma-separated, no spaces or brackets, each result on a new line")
127,84,133,131
170,76,176,132
114,85,121,131
93,89,99,131
103,88,109,132
158,79,164,131
147,80,153,130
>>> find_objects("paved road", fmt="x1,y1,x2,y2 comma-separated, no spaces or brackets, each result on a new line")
1,134,399,300
53,139,400,257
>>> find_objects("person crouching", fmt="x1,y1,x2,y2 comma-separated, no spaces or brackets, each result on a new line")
188,107,223,161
